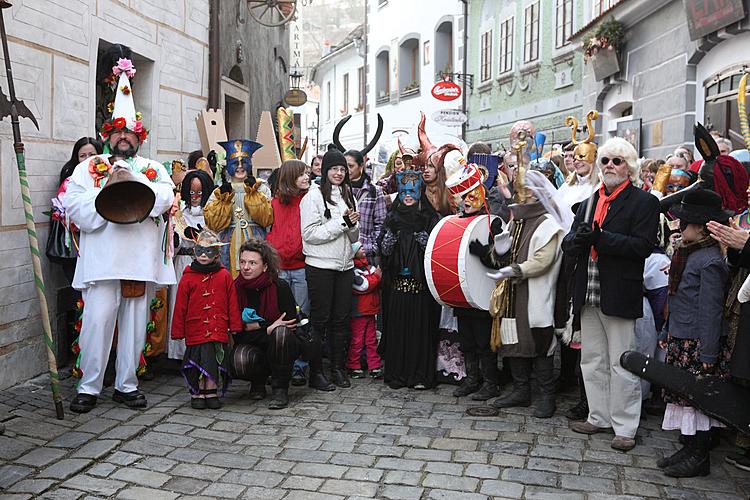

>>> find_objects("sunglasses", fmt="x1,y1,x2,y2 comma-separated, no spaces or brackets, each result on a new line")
194,245,219,258
600,157,624,166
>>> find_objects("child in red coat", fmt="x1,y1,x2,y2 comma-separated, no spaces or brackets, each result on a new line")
347,243,383,378
171,230,241,409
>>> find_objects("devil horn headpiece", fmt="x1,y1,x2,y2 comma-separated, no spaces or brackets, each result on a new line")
332,113,384,157
414,111,460,168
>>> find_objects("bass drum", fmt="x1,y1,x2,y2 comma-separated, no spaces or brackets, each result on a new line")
424,214,497,310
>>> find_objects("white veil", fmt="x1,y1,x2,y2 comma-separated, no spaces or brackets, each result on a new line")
524,170,574,231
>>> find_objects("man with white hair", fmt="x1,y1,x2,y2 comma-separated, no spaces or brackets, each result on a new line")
561,137,659,451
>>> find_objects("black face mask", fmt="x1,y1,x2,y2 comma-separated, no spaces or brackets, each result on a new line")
194,245,219,259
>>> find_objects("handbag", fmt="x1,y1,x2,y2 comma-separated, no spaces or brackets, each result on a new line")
45,216,77,263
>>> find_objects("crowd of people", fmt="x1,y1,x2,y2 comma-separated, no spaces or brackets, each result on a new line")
49,47,750,482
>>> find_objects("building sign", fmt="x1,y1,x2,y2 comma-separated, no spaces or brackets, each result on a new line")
683,0,746,41
431,79,462,102
289,11,303,70
432,109,468,125
554,67,574,90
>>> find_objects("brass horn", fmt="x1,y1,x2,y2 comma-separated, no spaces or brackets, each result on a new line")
95,166,156,224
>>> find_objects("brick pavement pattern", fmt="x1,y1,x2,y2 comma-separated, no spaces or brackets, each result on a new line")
0,372,748,499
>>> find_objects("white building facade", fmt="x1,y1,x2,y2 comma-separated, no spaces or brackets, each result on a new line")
365,0,466,164
0,0,209,389
311,27,367,156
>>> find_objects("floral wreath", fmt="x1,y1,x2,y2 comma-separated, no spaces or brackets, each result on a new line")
100,112,148,143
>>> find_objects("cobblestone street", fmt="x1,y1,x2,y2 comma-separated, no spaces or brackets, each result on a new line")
1,372,748,499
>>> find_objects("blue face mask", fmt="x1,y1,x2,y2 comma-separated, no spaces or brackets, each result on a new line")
396,170,424,202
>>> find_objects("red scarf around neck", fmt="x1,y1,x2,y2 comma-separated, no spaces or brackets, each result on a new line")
234,270,280,323
591,179,630,260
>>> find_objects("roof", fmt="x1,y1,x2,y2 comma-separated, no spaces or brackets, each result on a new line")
311,24,364,77
569,0,632,41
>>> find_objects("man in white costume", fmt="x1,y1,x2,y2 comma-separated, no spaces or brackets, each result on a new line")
64,56,176,413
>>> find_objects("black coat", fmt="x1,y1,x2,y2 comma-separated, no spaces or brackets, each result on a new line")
562,183,659,319
728,240,750,381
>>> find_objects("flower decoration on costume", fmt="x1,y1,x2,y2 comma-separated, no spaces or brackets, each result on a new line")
113,117,127,129
120,85,131,96
107,101,114,113
112,58,137,78
142,166,159,182
88,156,112,187
71,299,85,379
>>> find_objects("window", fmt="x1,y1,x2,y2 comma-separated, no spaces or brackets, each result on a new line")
523,2,540,63
376,50,390,103
480,30,492,82
357,66,365,111
555,0,573,48
342,73,349,115
593,0,621,17
326,81,331,120
398,37,420,96
434,21,453,78
498,17,513,74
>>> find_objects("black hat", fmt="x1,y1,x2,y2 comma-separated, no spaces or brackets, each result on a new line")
322,149,347,172
669,188,733,224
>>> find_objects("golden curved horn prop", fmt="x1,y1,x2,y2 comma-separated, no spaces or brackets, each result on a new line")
584,110,599,144
513,130,527,204
566,116,579,145
739,72,750,151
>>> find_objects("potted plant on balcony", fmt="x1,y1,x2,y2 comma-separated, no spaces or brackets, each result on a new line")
583,17,625,81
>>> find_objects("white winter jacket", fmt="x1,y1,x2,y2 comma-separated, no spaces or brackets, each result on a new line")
300,185,359,271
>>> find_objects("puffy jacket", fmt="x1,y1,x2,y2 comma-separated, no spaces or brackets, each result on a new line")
300,185,359,271
171,265,242,345
267,193,305,270
351,257,381,316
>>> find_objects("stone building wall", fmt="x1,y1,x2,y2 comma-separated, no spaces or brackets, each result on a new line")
0,0,210,390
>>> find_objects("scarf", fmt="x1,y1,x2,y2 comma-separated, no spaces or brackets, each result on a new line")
668,237,717,295
234,270,280,323
190,260,221,273
591,179,630,260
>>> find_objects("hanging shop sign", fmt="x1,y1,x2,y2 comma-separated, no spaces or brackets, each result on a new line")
431,79,462,102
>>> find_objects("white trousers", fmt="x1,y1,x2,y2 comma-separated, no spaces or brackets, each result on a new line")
580,306,642,438
78,280,153,396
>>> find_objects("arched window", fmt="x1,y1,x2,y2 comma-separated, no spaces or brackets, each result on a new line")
376,49,390,104
399,36,420,97
434,20,453,79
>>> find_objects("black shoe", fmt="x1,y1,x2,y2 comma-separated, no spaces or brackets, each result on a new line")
658,442,692,468
471,383,501,401
664,431,711,478
565,400,589,421
454,352,481,397
205,397,222,409
70,393,97,413
725,452,750,472
492,390,531,408
453,380,481,397
533,398,556,419
331,368,351,388
268,388,289,410
191,397,207,409
309,372,335,391
249,380,267,400
112,389,147,409
291,372,307,386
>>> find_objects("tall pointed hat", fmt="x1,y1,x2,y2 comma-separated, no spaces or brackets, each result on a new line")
100,58,148,143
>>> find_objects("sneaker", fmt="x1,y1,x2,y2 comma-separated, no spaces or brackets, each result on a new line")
348,369,366,379
611,435,636,451
112,389,147,409
369,368,383,379
726,452,750,472
570,420,612,435
413,383,427,390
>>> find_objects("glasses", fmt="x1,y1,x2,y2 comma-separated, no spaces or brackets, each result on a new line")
600,157,624,166
329,166,347,173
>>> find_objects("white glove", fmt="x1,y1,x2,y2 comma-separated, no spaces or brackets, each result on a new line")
494,231,512,255
486,266,513,281
739,274,750,303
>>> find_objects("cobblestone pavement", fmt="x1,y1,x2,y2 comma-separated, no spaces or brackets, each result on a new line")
1,371,748,499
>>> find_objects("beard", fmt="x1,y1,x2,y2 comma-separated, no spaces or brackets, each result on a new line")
113,139,138,159
602,170,629,190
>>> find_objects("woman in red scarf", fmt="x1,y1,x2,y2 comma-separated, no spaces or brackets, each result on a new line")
232,239,300,409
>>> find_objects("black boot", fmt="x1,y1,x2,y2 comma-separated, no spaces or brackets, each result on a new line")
493,357,532,408
331,368,351,388
533,356,556,418
330,329,351,388
453,352,481,397
307,326,336,391
556,343,578,393
566,371,588,420
657,435,693,468
249,377,267,400
268,387,289,410
472,351,501,401
664,431,711,478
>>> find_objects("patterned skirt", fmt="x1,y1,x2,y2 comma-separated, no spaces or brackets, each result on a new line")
181,341,230,396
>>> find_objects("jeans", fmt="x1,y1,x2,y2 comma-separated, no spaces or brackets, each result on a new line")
279,268,309,315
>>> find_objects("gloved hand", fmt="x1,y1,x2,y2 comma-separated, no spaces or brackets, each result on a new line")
573,221,601,247
486,266,514,281
468,239,487,257
494,231,512,255
219,181,232,195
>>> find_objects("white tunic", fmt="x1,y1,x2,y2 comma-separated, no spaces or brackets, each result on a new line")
64,154,177,290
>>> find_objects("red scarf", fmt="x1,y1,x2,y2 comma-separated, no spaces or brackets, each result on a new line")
234,271,280,323
591,179,630,260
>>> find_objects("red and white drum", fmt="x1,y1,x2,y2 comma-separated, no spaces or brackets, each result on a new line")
424,214,497,310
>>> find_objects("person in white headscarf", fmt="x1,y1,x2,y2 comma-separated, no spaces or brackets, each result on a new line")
484,170,567,418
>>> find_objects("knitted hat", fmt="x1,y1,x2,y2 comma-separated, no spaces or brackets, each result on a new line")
322,149,347,172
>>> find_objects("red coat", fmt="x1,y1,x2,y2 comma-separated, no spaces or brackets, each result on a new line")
267,194,305,270
352,257,381,316
171,265,242,345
